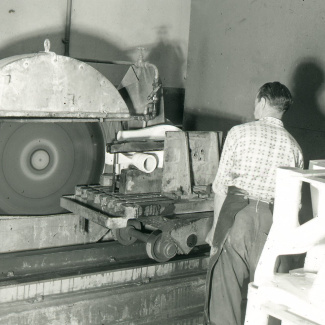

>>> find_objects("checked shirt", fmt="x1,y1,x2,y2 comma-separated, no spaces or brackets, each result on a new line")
212,117,304,202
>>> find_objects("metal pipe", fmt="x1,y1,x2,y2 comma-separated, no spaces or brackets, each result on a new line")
134,48,159,82
144,62,159,83
63,0,73,56
74,58,134,66
127,228,150,243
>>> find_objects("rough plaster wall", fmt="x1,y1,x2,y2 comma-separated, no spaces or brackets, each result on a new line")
0,0,190,88
70,0,190,88
184,0,325,165
0,0,66,55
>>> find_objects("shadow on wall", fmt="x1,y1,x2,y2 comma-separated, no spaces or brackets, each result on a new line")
0,27,187,89
145,26,186,125
284,58,325,131
0,31,132,80
71,31,132,62
0,31,134,61
284,58,325,166
0,32,65,59
0,29,186,85
146,25,186,88
183,110,243,133
283,59,325,225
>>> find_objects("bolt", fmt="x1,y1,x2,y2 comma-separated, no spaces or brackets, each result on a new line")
7,271,14,277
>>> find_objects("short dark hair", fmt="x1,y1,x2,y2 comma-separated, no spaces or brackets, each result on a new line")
257,82,293,112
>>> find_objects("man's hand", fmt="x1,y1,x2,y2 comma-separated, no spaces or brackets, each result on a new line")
205,227,219,257
205,225,216,246
205,192,226,246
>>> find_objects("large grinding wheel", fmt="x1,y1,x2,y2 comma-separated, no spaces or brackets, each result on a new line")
0,122,105,215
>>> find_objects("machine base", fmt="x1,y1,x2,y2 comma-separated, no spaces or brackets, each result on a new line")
0,242,209,324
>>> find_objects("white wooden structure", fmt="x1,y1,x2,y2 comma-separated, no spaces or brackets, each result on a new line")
245,167,325,325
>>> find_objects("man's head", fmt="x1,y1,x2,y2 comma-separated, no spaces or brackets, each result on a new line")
254,82,293,120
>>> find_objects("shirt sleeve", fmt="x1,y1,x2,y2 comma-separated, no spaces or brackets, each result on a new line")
294,142,304,169
212,127,237,195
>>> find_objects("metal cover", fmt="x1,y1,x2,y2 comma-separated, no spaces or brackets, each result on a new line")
0,46,129,119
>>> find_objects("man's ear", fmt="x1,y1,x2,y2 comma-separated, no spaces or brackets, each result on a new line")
260,97,266,108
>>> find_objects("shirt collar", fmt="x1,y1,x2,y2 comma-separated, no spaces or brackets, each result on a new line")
259,116,284,127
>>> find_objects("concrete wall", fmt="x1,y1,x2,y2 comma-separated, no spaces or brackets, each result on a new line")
0,0,190,87
0,0,191,124
0,0,67,58
184,0,325,165
70,0,190,88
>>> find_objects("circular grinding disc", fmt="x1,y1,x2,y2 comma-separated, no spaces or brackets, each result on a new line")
0,122,105,215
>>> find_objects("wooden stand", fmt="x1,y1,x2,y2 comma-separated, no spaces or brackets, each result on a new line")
245,167,325,325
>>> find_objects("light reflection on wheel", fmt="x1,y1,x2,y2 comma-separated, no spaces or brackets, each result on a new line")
0,122,105,215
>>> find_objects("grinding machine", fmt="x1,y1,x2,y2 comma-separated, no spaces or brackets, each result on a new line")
0,40,221,324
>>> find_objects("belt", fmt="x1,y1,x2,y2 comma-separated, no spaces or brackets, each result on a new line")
228,186,274,204
238,195,273,205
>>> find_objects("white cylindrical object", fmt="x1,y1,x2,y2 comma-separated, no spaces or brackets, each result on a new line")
117,124,180,141
129,153,157,173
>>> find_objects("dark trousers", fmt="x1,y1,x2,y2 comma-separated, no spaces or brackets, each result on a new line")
208,198,273,325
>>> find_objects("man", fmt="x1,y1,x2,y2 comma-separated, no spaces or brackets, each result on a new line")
204,82,304,325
